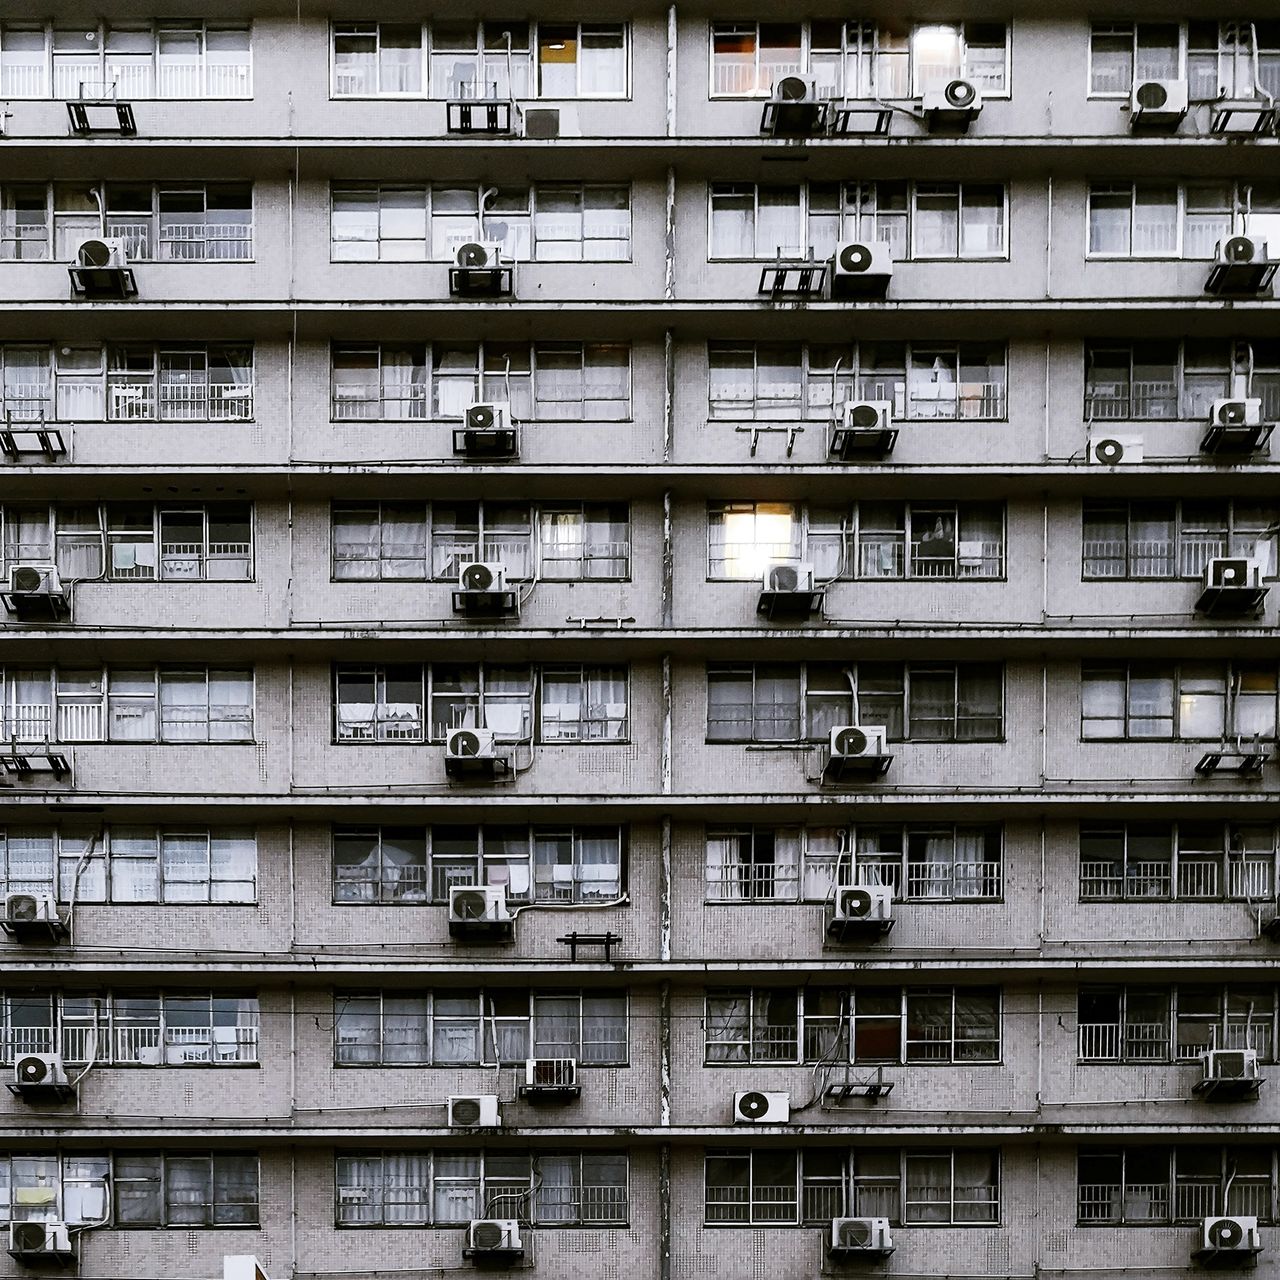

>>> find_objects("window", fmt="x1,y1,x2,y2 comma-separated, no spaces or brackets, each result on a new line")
0,992,259,1066
704,1148,999,1226
330,185,631,262
335,1150,628,1226
334,990,627,1066
1081,500,1278,580
1086,181,1280,259
332,22,628,99
1079,822,1277,902
0,183,255,262
0,826,256,903
0,1155,110,1226
1085,339,1280,424
1078,985,1275,1064
706,662,1003,744
706,823,1002,903
332,823,623,905
709,20,1008,98
708,500,1005,580
1089,21,1280,99
0,343,254,423
1077,1147,1275,1224
333,664,628,744
1080,663,1279,741
0,669,254,745
330,501,630,583
112,1153,258,1226
0,22,251,99
0,502,253,582
704,987,999,1064
708,182,1007,262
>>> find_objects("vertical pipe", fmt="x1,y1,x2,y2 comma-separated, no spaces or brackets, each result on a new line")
665,5,677,138
660,814,673,960
661,491,674,630
659,1141,672,1280
663,328,674,461
664,166,676,301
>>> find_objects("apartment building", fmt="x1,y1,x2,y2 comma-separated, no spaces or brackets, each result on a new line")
0,4,1278,1279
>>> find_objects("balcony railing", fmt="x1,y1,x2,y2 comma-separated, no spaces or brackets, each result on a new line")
433,539,534,581
1082,535,1229,579
331,387,428,420
705,862,802,901
1081,857,1275,901
1077,1021,1169,1062
904,859,1002,899
1,1024,258,1064
101,218,252,261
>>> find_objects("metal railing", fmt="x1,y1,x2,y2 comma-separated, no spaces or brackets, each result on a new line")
904,860,1002,899
1077,1022,1168,1062
1081,857,1276,901
335,712,425,743
157,541,252,581
1085,380,1179,420
433,539,534,581
536,1183,628,1223
1082,535,1229,579
331,386,428,420
705,863,802,901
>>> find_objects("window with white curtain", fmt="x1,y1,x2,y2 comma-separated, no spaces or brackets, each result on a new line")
333,989,627,1065
1087,181,1280,259
335,1150,629,1226
331,184,631,262
704,987,1000,1065
708,181,1007,262
330,500,631,583
539,666,629,741
332,823,624,905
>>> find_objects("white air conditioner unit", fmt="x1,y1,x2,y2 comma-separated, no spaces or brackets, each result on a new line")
1201,1215,1261,1253
842,400,893,432
73,236,127,270
465,1218,523,1257
1210,398,1263,428
1215,236,1269,268
458,562,507,593
446,728,497,761
4,891,60,927
835,884,893,923
761,560,814,594
8,1222,73,1258
1201,1048,1260,1082
14,1053,69,1091
464,401,511,433
1088,434,1145,465
454,242,504,271
1204,557,1262,591
771,74,818,104
829,1217,893,1254
525,1057,578,1090
1131,78,1189,124
7,564,63,598
923,79,982,114
448,884,509,926
447,1094,501,1128
829,725,888,759
833,240,893,284
733,1089,790,1123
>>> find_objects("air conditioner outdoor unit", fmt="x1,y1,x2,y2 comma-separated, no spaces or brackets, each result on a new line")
1130,78,1189,125
829,1217,894,1256
73,236,127,270
1215,235,1268,269
761,561,814,594
448,884,509,926
831,240,893,293
830,725,888,759
771,74,818,104
843,400,892,433
4,892,60,927
7,564,63,598
923,79,982,118
447,1094,501,1128
446,728,497,761
464,402,511,434
1088,434,1145,465
8,1221,73,1260
1204,557,1262,591
14,1053,69,1091
733,1089,790,1123
835,884,894,923
458,562,507,593
1202,1048,1260,1081
455,242,504,271
525,1056,578,1090
1201,1214,1261,1253
1210,398,1263,427
464,1218,524,1259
